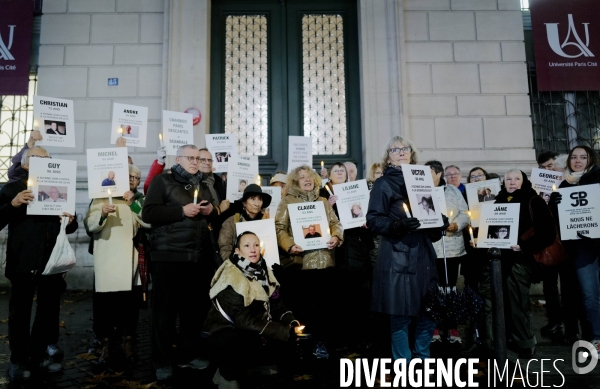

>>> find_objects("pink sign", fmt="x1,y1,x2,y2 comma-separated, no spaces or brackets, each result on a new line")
0,0,34,95
530,0,600,91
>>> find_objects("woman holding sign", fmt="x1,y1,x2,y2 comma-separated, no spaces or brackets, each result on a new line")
367,136,448,363
275,165,343,357
479,169,555,359
550,145,600,347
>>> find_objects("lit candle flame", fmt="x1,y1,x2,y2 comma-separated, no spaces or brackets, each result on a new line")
260,240,265,256
403,203,412,218
256,175,261,185
449,210,453,218
467,210,472,218
159,133,163,140
193,189,198,205
552,184,557,192
118,126,123,134
107,189,113,205
321,160,324,169
469,226,475,247
295,325,305,334
33,120,39,129
27,179,33,189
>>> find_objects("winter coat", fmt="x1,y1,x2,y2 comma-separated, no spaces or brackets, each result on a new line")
275,182,344,270
431,184,469,259
203,258,297,341
218,211,267,262
366,166,441,316
0,168,78,279
84,197,150,293
142,169,218,262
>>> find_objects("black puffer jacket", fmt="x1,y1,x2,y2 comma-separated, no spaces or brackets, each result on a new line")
142,169,217,262
0,168,78,279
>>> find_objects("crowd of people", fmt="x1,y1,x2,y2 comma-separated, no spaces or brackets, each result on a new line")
0,131,599,388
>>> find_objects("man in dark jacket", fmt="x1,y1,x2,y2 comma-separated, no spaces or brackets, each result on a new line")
0,146,77,382
142,144,218,381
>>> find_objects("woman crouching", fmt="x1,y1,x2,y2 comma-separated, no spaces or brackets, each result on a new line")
204,232,303,389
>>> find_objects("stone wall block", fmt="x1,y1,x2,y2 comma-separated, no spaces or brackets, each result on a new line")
407,64,432,94
506,95,531,116
114,45,163,65
451,0,497,10
139,66,162,97
91,14,139,44
476,11,524,41
480,63,528,93
498,0,521,10
406,42,453,62
410,118,436,148
65,45,114,65
141,14,164,43
408,96,456,117
457,95,505,116
454,42,501,62
88,67,138,97
43,0,67,13
38,67,88,97
85,122,113,149
429,12,476,41
404,12,428,41
501,42,526,62
40,14,90,44
432,64,480,93
435,118,483,148
39,46,64,66
72,99,112,121
484,117,533,148
405,0,450,11
117,0,165,13
69,0,116,13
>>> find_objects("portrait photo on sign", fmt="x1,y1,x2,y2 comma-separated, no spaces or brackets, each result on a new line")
478,187,497,202
44,120,66,135
303,224,323,239
539,191,551,204
215,152,231,162
488,225,510,239
121,125,140,138
101,171,117,187
414,192,436,217
349,202,365,219
39,185,68,203
238,179,248,192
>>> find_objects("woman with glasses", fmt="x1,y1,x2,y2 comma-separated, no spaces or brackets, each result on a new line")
367,136,448,363
479,169,556,359
550,145,600,350
84,164,150,366
367,163,383,190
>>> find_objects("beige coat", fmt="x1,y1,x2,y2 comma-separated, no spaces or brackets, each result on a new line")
84,198,150,293
275,183,343,269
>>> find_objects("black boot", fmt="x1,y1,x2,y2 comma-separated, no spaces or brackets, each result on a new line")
540,322,564,340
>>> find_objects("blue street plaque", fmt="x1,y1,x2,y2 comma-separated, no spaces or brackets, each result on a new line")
108,78,119,86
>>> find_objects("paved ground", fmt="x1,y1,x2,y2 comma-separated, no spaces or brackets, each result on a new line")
0,288,597,389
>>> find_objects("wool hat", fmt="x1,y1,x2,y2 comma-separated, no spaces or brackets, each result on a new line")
242,184,272,208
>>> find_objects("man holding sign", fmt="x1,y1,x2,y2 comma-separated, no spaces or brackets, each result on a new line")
0,146,77,381
142,144,218,380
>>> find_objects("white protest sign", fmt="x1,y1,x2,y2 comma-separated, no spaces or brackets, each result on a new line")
287,201,330,250
401,164,443,228
111,103,149,147
465,179,501,227
476,203,520,249
206,134,238,173
226,155,259,201
332,179,370,229
235,219,280,268
34,96,76,148
162,110,194,156
86,148,129,199
433,187,448,218
261,186,281,220
531,168,564,200
287,136,312,173
26,158,77,216
557,184,600,240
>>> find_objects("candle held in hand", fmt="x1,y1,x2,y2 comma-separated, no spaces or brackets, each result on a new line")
159,133,164,147
193,189,198,205
107,189,113,205
552,183,557,192
469,226,475,247
321,160,324,169
403,203,412,218
260,240,265,256
27,179,33,191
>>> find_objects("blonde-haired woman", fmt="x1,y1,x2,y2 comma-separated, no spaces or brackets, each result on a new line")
367,136,447,363
275,165,343,357
367,163,383,190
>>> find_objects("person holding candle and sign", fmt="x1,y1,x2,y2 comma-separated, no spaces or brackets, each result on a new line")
550,145,600,349
0,146,78,381
478,169,556,359
142,144,218,381
366,136,448,364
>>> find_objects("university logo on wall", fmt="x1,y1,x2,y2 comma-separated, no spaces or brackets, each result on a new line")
530,0,600,91
0,0,34,95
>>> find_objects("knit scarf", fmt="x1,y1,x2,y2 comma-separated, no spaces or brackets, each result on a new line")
231,253,269,294
564,168,586,185
240,208,263,222
171,164,202,186
202,173,219,207
385,163,403,171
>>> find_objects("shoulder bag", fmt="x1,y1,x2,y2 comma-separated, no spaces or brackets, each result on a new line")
520,198,566,266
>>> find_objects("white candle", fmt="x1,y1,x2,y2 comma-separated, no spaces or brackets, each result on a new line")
118,126,123,135
107,189,113,205
321,160,324,169
325,185,333,196
193,189,198,205
33,120,39,130
403,203,412,218
552,183,557,192
159,133,164,147
469,226,475,247
27,179,33,191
